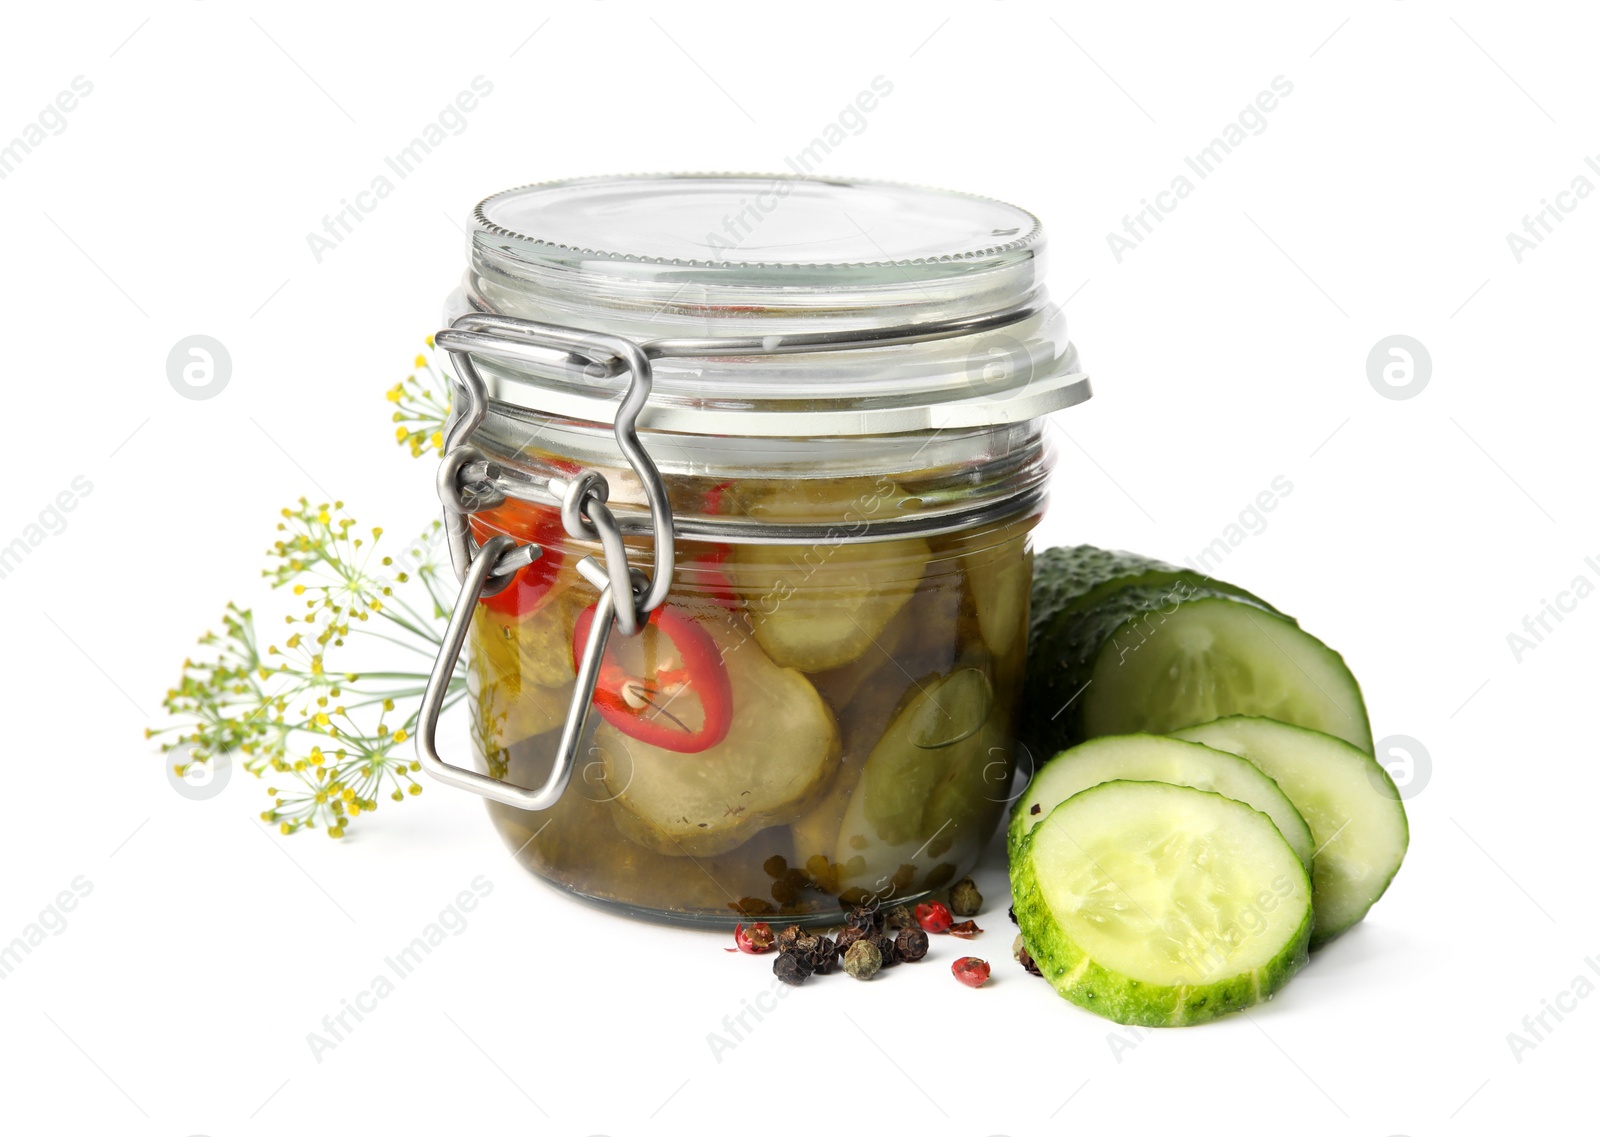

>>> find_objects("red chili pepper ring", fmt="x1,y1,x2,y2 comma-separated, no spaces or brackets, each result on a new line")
572,603,734,754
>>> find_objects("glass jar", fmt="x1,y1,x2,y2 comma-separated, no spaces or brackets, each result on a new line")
416,175,1090,926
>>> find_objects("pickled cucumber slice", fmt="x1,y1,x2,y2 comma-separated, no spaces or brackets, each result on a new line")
1012,780,1312,1027
601,624,839,857
830,670,1012,898
1007,734,1313,871
1172,717,1408,947
791,581,972,890
734,537,932,672
970,540,1031,658
1025,551,1373,755
468,603,578,751
832,719,1010,900
471,580,584,692
861,668,994,844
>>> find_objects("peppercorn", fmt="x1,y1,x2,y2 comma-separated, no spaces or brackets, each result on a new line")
915,901,953,934
948,877,983,917
843,902,881,934
1013,934,1042,977
882,904,918,930
841,938,882,980
894,927,929,963
791,933,830,974
731,922,776,954
952,956,991,987
773,950,812,986
868,932,900,967
835,924,869,951
805,935,841,975
949,919,982,938
1007,904,1018,925
774,924,805,952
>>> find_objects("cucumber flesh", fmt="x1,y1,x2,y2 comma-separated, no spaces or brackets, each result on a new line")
1013,780,1312,1027
1172,716,1408,947
1009,734,1313,871
1083,598,1373,753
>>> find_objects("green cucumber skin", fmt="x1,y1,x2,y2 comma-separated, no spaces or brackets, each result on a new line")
1027,545,1281,650
1010,809,1313,1028
1022,577,1279,756
1024,546,1374,756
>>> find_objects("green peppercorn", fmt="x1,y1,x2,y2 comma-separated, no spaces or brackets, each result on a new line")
841,938,882,980
894,927,929,963
949,877,983,917
882,904,918,930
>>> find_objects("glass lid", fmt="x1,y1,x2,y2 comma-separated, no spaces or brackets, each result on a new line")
447,174,1090,436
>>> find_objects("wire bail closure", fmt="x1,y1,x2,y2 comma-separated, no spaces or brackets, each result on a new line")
414,313,674,811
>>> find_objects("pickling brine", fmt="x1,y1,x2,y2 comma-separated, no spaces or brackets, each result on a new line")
467,479,1036,923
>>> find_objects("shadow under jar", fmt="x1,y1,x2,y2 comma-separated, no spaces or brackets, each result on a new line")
420,175,1091,927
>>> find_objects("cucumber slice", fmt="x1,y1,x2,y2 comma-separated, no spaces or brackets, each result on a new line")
1013,780,1312,1027
1172,717,1408,947
601,623,839,857
1084,597,1371,751
1025,563,1373,755
860,668,996,845
1008,734,1313,872
970,539,1032,658
734,537,932,672
828,668,1012,899
1028,544,1280,648
832,718,1010,901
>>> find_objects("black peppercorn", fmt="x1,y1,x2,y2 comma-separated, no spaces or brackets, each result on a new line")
773,950,812,986
948,877,982,917
867,932,899,967
843,902,881,934
774,924,805,952
806,936,841,975
1013,933,1042,976
835,924,868,951
894,927,929,963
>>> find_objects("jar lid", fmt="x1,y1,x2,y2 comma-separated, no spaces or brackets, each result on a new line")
449,174,1090,436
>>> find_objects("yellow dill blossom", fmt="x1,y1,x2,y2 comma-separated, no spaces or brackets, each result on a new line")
153,483,453,840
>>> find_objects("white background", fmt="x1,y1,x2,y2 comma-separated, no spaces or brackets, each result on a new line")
1,2,1594,1134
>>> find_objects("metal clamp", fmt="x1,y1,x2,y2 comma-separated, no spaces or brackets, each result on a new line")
415,535,621,810
415,312,676,811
